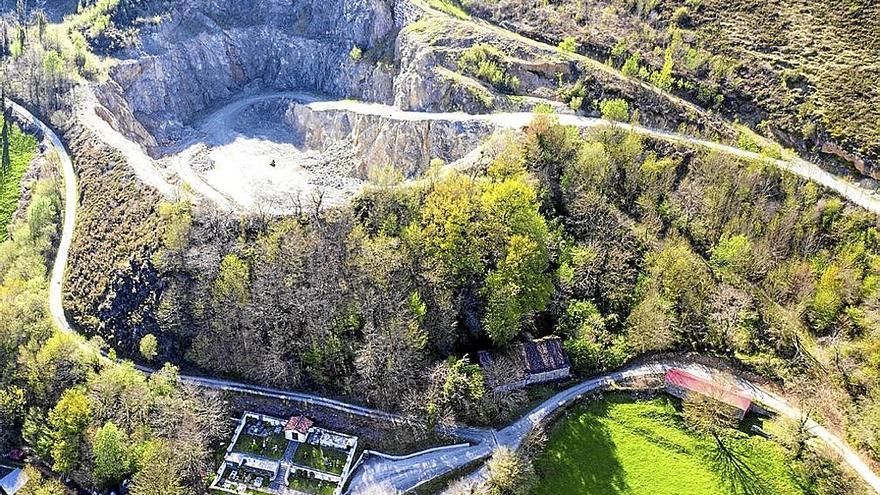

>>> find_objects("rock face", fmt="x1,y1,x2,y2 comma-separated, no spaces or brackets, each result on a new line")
98,0,399,147
285,102,494,177
88,0,735,205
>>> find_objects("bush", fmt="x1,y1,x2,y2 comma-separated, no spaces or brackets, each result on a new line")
671,6,690,27
139,334,158,361
459,44,520,92
557,36,578,54
709,233,753,279
599,98,630,122
621,52,641,77
349,45,363,61
559,79,589,111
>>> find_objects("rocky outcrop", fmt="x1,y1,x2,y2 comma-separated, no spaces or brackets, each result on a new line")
285,102,494,177
98,0,399,148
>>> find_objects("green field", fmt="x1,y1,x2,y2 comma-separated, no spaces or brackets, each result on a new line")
531,394,805,495
0,117,37,240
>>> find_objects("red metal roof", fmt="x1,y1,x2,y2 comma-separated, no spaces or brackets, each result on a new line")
284,415,314,435
665,368,752,412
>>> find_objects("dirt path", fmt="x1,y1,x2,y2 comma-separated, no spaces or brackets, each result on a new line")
83,89,880,215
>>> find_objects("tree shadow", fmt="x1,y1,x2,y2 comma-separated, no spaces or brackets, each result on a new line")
535,400,629,495
708,434,773,495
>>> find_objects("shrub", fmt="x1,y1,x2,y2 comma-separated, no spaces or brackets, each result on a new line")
621,52,641,77
671,6,690,27
599,98,630,122
710,233,754,279
349,45,363,61
559,79,589,110
427,0,469,20
459,43,520,92
557,36,578,53
139,334,158,361
650,46,675,91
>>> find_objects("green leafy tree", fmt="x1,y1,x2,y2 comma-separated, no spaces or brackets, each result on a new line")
46,388,92,474
650,45,675,91
92,421,132,487
129,440,184,495
484,235,553,345
486,447,534,495
621,52,641,77
557,36,577,53
18,465,71,495
649,239,713,325
424,356,486,423
213,253,250,305
600,98,629,122
558,300,629,371
0,386,25,448
811,264,845,333
710,234,754,279
139,333,158,361
416,173,484,281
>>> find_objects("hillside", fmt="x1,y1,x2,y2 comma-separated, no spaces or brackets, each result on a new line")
466,0,880,179
0,0,878,495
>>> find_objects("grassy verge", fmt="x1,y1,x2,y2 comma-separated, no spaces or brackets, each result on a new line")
0,118,37,239
426,0,470,20
531,393,805,495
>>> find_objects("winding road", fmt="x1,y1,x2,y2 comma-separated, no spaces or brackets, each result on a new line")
9,95,880,495
349,360,880,494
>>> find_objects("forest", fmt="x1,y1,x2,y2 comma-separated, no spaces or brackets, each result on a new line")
133,111,880,466
0,178,228,494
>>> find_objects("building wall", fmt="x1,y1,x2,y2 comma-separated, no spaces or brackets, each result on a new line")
494,367,571,392
664,384,748,420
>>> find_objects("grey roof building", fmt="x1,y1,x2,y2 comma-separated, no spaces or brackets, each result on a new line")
478,337,571,391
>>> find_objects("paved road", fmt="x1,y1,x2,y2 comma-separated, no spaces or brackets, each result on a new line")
16,95,880,494
199,92,880,215
4,101,80,342
350,360,880,494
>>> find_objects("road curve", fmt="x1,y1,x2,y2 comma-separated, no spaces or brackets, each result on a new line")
4,99,421,426
306,97,880,215
14,97,880,494
4,101,79,340
85,90,880,217
349,360,880,494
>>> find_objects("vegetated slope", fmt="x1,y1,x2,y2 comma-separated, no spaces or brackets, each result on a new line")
0,119,230,495
0,117,37,239
465,0,880,178
531,394,837,495
62,124,162,343
56,0,737,354
118,112,880,482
